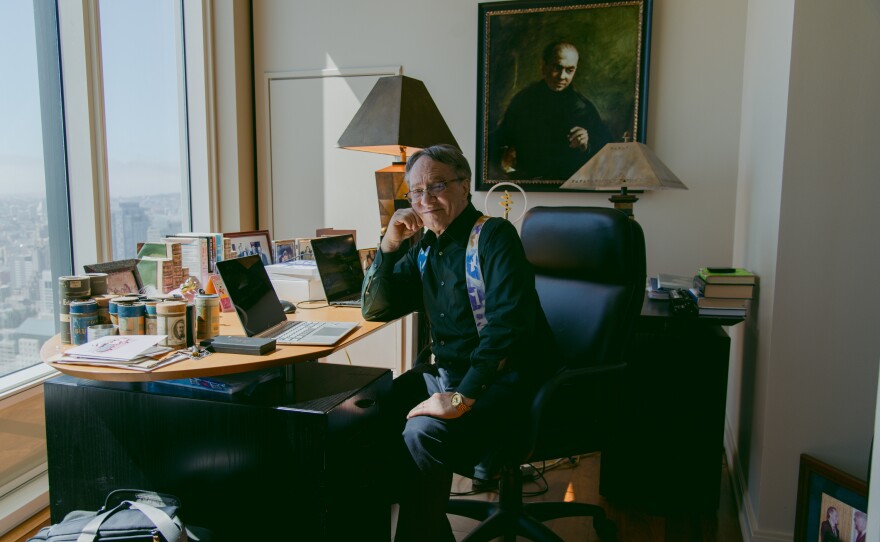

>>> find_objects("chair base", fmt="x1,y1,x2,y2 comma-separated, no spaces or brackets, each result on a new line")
448,464,617,542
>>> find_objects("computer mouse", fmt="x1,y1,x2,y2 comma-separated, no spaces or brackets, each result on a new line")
279,300,297,314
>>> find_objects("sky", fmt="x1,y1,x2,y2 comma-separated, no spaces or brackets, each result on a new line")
0,0,185,198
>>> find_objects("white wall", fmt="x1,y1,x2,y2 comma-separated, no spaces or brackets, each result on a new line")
252,0,747,275
729,0,880,540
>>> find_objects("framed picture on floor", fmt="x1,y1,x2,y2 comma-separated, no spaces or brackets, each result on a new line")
793,453,868,542
476,0,653,191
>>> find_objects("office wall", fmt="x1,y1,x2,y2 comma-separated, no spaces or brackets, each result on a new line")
729,0,880,539
251,0,747,276
728,2,793,540
249,0,880,539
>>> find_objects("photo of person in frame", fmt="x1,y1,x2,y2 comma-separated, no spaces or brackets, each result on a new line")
492,40,611,182
852,509,867,542
820,505,841,542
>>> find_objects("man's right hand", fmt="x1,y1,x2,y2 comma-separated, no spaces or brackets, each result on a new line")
381,208,424,253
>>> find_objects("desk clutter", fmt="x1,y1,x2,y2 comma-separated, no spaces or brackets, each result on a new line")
647,267,756,319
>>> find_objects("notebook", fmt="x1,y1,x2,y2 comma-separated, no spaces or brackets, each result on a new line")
215,255,358,345
311,234,365,307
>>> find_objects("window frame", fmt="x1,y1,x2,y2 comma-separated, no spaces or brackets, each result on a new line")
0,0,218,533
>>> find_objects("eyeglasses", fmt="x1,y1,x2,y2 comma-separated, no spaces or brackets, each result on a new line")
404,178,465,203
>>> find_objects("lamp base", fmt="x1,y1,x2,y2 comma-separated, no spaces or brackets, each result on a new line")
609,191,639,219
375,162,408,235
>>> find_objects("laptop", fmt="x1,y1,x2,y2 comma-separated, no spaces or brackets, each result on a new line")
311,234,364,307
215,255,358,345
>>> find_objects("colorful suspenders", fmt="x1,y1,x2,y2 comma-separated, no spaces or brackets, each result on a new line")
418,215,491,333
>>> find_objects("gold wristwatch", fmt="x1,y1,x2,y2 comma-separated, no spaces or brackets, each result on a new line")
451,392,471,414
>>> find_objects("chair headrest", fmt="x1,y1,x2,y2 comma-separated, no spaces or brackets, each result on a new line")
520,206,646,284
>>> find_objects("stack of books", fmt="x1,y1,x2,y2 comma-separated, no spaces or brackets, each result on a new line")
688,267,756,318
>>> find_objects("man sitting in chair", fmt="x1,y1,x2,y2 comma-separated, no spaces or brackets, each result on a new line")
361,144,556,541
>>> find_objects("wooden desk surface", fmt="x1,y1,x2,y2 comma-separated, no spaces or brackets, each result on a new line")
41,306,394,382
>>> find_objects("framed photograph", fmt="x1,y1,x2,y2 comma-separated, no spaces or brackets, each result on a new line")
358,247,378,273
794,454,868,542
83,259,143,295
295,238,319,261
272,239,296,263
224,230,273,265
476,0,653,191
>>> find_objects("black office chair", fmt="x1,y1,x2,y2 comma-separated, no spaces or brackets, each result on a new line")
447,206,646,542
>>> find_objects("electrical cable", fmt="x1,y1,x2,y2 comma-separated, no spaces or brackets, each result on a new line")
295,300,329,309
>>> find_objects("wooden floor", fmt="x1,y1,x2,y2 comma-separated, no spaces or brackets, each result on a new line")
4,452,743,542
443,452,744,542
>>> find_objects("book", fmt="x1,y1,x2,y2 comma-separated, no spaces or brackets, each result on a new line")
184,232,224,267
177,232,221,272
693,276,755,299
697,267,756,285
158,368,280,395
698,307,747,317
687,288,750,309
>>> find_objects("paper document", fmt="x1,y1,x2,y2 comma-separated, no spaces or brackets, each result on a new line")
65,335,170,361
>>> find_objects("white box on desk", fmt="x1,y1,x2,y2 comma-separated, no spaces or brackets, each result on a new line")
270,277,324,303
266,260,320,281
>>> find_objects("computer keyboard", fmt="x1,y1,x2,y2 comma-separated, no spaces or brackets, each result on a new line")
274,321,323,342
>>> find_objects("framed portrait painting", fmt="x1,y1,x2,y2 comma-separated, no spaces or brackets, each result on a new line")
794,454,868,542
476,0,653,191
224,230,273,265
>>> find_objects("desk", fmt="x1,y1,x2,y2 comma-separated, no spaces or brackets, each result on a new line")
600,297,739,513
41,308,399,541
40,306,392,382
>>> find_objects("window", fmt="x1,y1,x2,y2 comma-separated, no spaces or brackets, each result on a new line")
1,0,202,533
0,0,71,532
99,0,191,260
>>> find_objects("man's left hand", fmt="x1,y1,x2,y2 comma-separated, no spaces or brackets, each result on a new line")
407,392,474,420
568,126,590,151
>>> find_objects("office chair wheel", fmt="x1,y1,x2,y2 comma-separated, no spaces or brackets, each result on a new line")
593,516,617,542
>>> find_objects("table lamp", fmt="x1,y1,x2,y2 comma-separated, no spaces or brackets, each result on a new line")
560,141,687,218
337,75,459,234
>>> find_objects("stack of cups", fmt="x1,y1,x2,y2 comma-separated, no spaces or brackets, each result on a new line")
195,293,220,342
118,302,146,335
157,301,187,348
59,276,91,344
68,299,98,345
85,272,108,296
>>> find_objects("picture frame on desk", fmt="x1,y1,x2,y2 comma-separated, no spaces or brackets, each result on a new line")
224,230,273,265
272,239,296,263
83,259,143,295
476,0,653,192
793,454,867,542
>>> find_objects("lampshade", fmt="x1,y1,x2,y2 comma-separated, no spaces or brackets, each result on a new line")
337,75,459,157
561,142,687,191
338,75,459,234
560,142,686,218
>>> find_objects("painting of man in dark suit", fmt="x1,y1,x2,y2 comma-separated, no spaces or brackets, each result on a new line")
477,0,652,191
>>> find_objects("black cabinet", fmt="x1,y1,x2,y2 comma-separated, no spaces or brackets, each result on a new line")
600,299,735,513
44,361,392,541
